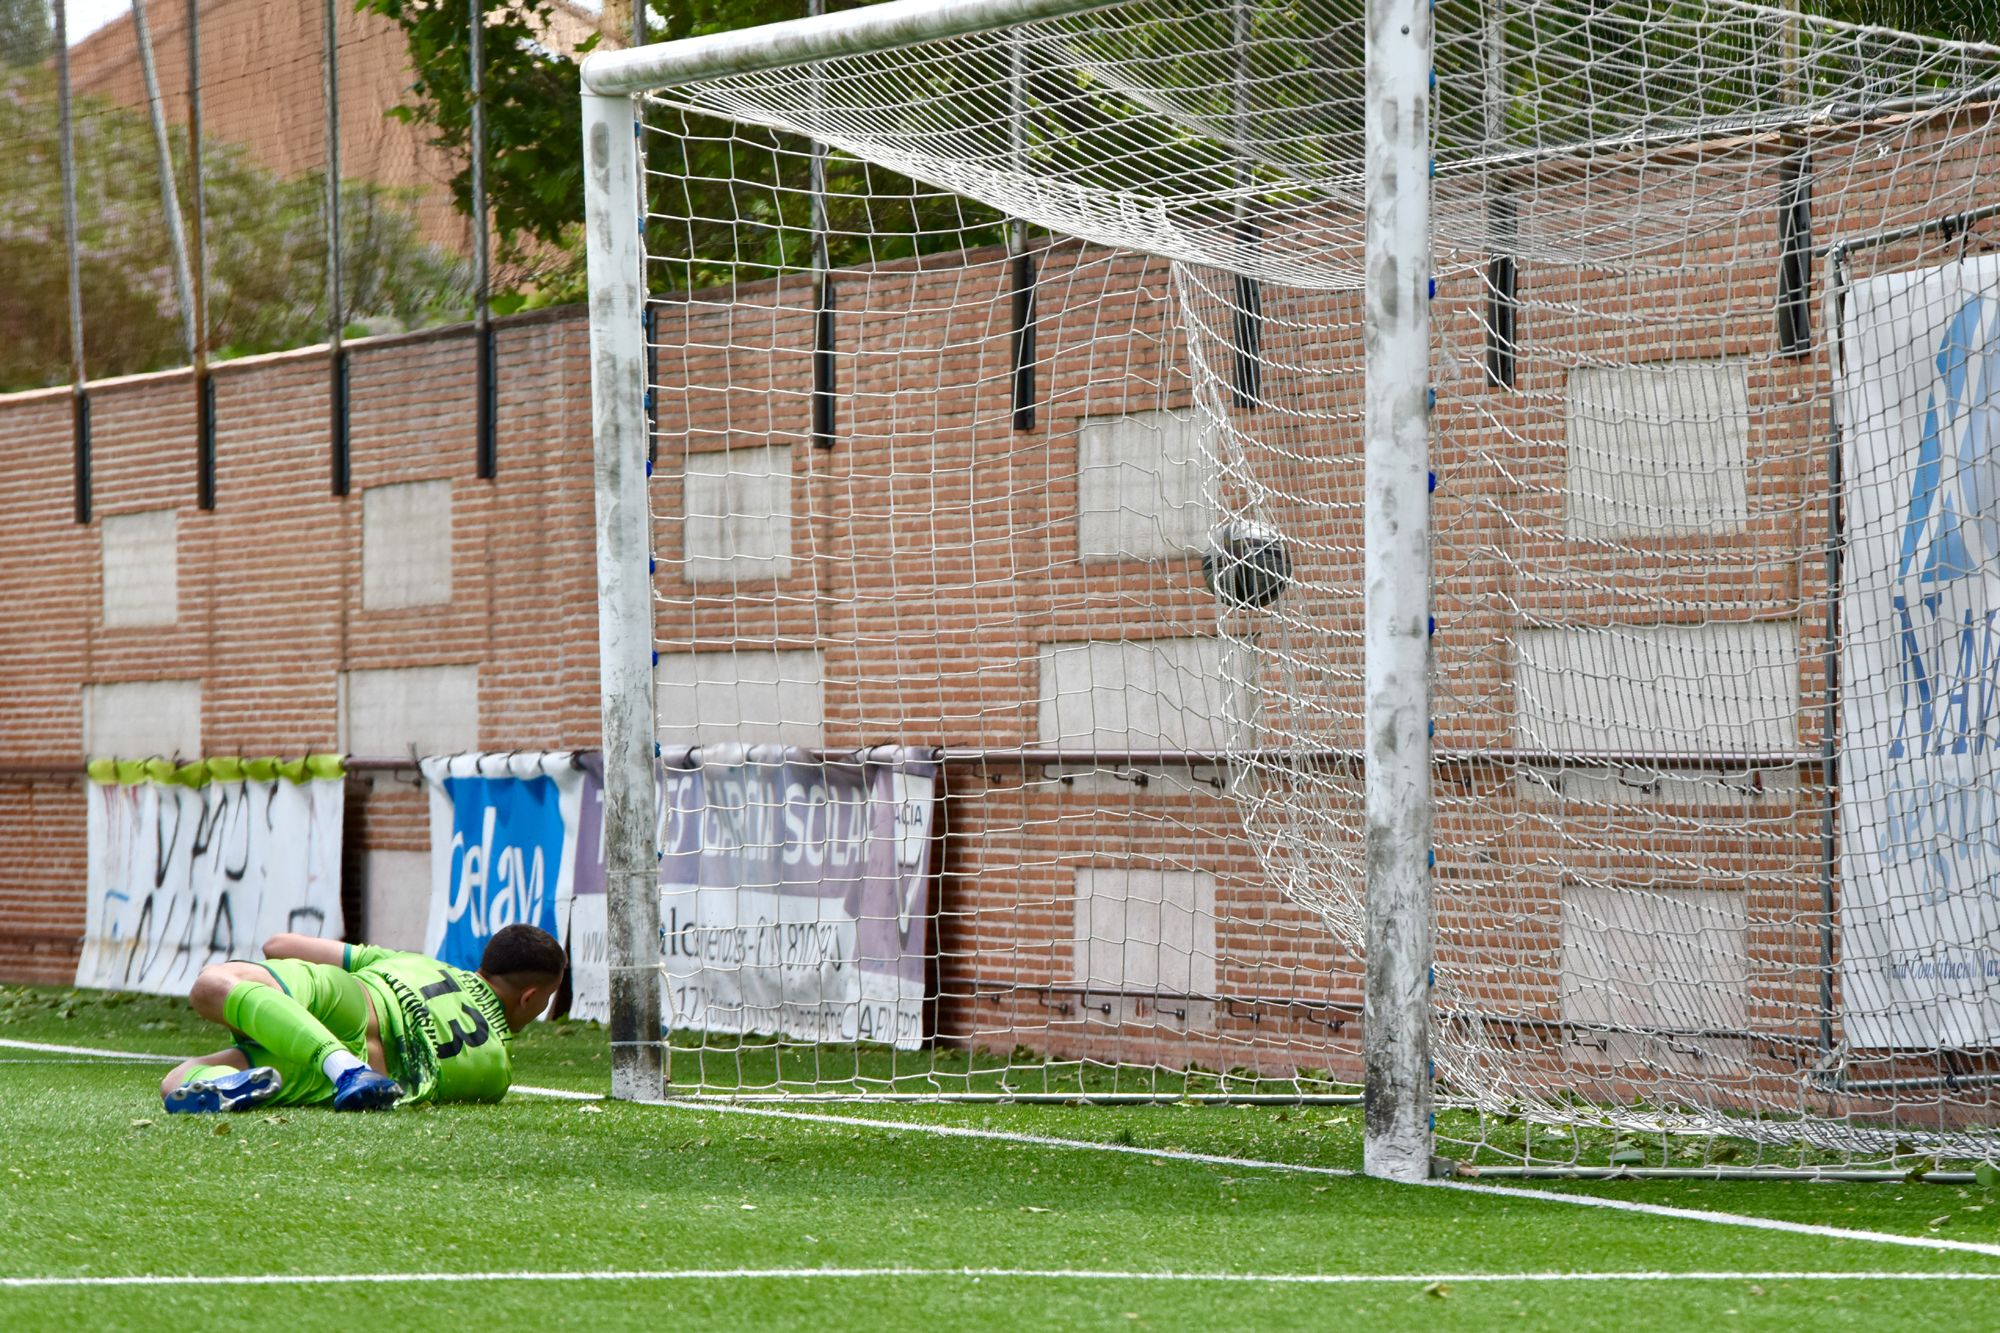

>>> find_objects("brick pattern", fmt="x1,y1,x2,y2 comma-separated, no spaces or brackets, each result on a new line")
0,312,594,982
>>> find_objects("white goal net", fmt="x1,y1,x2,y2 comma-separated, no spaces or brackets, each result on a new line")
584,0,2000,1172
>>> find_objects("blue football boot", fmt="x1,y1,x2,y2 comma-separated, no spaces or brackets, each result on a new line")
164,1066,283,1114
331,1065,403,1112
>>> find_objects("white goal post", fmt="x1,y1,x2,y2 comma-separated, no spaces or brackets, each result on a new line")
582,0,2000,1181
583,0,1437,1178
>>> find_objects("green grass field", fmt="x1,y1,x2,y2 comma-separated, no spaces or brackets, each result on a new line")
3,984,1998,1331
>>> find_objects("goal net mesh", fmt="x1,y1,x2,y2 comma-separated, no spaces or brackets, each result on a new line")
621,0,2000,1167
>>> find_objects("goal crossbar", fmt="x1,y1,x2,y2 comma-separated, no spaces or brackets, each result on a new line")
580,0,1116,96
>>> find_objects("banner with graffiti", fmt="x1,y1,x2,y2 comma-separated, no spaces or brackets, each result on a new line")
651,745,939,1051
75,758,346,995
421,753,590,974
1840,254,2000,1048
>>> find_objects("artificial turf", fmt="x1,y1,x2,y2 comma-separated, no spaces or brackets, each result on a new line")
2,984,1997,1331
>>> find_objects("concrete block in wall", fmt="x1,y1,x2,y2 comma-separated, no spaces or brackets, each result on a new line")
657,649,825,747
1037,638,1249,752
362,849,431,953
362,480,453,610
1076,410,1216,560
1566,361,1750,538
1514,621,1797,755
1071,868,1218,1030
1561,881,1748,1061
682,444,793,584
81,679,202,759
339,665,480,757
101,510,178,628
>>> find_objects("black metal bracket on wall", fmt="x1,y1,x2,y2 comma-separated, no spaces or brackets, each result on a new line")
1485,193,1519,390
1011,247,1037,431
330,348,351,497
72,390,92,525
813,277,837,449
1778,152,1814,356
195,371,217,510
475,322,498,479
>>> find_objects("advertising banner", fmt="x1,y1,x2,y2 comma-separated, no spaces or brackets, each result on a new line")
421,753,589,974
1840,254,2000,1047
563,746,938,1045
565,754,609,1024
76,758,346,995
655,745,939,1051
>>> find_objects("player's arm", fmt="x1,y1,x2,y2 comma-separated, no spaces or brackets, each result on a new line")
261,932,345,966
260,933,348,967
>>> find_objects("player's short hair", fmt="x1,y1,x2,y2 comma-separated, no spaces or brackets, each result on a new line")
481,924,566,983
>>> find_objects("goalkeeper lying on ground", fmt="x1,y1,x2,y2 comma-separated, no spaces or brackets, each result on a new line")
158,924,566,1113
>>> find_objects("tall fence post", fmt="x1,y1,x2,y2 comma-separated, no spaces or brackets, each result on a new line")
55,0,91,525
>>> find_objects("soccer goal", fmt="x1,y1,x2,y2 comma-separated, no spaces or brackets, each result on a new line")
582,0,2000,1181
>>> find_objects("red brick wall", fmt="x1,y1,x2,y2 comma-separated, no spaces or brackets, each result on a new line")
0,309,597,981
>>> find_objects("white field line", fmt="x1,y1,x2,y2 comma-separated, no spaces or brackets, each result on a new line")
0,1037,185,1061
14,1041,2000,1262
1420,1175,2000,1260
592,1092,2000,1262
5,1267,2000,1291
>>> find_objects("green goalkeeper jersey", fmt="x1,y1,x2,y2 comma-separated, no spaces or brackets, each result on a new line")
342,944,515,1103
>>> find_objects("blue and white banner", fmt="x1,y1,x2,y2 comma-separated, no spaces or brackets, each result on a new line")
1840,254,2000,1048
77,763,345,996
422,753,589,974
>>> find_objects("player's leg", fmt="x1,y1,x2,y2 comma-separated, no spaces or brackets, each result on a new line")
159,1044,284,1114
161,1046,248,1096
188,958,400,1111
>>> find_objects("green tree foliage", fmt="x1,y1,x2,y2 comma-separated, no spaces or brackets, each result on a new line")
0,0,50,68
365,0,1007,300
0,66,466,392
359,0,598,270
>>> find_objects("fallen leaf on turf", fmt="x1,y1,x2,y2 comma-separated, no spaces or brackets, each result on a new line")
1928,1215,1950,1228
1020,1205,1053,1213
212,1123,231,1136
577,1104,603,1114
129,1118,153,1128
1747,1285,1765,1296
741,1203,757,1211
1421,1282,1450,1299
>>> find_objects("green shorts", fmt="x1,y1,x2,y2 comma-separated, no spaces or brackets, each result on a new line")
233,958,372,1107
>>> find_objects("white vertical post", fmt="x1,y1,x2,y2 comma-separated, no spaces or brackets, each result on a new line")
583,90,663,1102
1363,0,1435,1181
471,0,497,478
56,0,91,525
130,0,196,362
